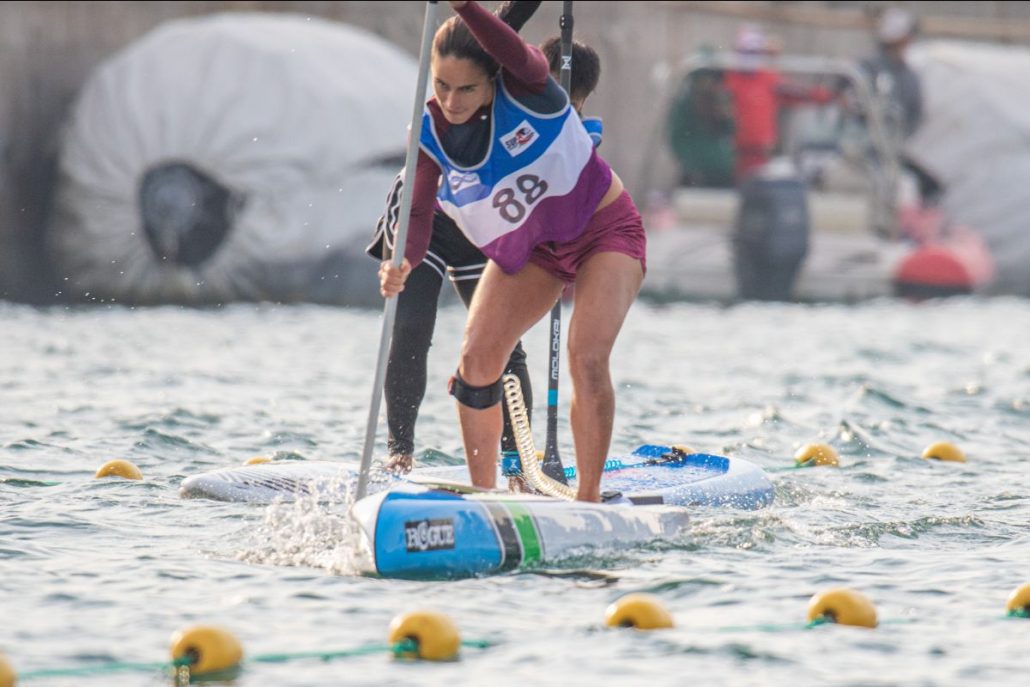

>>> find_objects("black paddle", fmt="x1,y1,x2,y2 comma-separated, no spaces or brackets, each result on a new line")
539,0,575,486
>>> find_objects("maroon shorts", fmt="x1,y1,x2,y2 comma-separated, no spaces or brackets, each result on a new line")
527,191,647,284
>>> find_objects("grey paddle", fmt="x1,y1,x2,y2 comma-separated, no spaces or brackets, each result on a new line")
356,0,439,500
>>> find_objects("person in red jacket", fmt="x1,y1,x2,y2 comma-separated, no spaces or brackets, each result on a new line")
724,24,834,183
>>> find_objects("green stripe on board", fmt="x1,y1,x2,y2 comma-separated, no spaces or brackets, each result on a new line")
504,502,541,564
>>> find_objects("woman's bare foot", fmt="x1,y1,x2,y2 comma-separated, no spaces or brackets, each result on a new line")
385,453,414,474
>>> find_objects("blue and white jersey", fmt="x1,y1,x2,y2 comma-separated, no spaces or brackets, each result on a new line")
419,75,611,274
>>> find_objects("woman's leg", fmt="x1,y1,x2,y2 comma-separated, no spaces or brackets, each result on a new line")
384,263,443,472
566,252,643,501
457,261,563,487
454,277,533,455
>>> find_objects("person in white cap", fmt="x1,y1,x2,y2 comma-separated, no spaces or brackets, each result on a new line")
862,6,923,139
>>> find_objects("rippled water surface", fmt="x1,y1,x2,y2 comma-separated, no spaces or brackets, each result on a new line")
3,297,1030,686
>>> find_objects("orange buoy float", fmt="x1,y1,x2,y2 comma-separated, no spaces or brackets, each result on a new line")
604,593,675,630
921,441,966,463
794,443,840,468
1005,582,1030,617
388,611,461,661
169,625,243,677
94,459,143,480
0,652,15,687
807,588,878,628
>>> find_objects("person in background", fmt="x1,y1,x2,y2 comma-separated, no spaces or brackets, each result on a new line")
379,0,645,503
724,24,835,183
539,35,603,145
370,2,604,476
666,48,736,188
860,7,939,204
862,6,923,140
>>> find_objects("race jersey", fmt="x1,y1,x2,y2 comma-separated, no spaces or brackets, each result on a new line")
419,75,612,274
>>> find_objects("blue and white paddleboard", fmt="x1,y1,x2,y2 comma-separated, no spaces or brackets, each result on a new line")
180,445,773,578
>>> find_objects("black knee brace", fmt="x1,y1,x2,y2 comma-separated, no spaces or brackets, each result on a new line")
448,369,503,409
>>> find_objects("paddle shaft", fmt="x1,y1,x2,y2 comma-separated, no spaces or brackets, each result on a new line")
540,0,574,485
357,1,439,500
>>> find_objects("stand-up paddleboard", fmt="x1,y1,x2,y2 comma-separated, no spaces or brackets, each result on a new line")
181,445,773,579
180,445,773,509
352,484,691,578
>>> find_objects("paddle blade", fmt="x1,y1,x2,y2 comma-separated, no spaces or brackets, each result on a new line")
540,443,568,484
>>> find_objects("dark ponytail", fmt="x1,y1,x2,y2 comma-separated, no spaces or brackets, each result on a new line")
433,1,542,78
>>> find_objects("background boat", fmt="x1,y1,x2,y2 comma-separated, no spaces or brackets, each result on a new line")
639,50,994,304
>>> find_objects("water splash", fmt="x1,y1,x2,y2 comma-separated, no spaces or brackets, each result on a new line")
234,469,394,575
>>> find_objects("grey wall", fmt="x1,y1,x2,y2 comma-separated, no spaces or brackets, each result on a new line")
2,0,1028,301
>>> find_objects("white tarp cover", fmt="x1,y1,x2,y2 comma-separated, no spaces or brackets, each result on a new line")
49,12,416,304
907,41,1030,296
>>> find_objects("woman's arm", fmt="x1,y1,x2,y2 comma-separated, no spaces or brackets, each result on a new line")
381,150,440,297
454,1,549,92
403,150,441,269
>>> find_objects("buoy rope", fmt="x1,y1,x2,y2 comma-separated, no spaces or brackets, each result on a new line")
503,374,577,500
0,478,62,487
710,619,828,633
252,643,399,663
14,641,493,681
253,639,489,662
698,616,915,634
700,617,834,633
17,656,192,680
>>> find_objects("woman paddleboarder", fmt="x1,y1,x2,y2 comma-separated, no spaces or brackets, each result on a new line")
371,26,603,478
379,0,644,502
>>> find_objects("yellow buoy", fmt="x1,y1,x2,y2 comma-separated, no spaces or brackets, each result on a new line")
243,455,272,466
0,652,16,687
794,443,840,468
388,611,461,661
169,625,243,676
604,593,675,630
921,441,966,463
807,588,878,628
94,459,143,480
1005,582,1030,617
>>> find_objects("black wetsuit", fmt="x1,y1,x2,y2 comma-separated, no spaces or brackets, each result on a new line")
367,172,532,458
